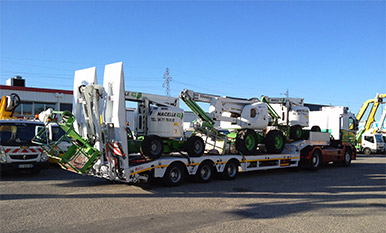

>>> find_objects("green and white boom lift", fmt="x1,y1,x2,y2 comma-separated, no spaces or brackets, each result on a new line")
123,90,205,160
179,89,287,155
260,96,310,140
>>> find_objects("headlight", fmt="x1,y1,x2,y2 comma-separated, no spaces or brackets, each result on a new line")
0,146,7,163
40,152,49,162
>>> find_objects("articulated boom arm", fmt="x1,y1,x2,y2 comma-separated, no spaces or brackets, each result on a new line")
179,89,215,128
357,93,386,132
180,89,260,122
125,91,179,107
378,106,386,132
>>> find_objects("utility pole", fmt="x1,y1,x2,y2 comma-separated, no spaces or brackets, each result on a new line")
163,67,172,96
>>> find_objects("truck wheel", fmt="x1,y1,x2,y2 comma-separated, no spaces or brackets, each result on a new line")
186,136,205,157
194,161,213,183
265,130,285,154
221,160,239,180
290,125,302,140
342,149,352,167
363,147,371,155
236,129,258,155
163,163,186,186
141,135,164,160
310,150,322,170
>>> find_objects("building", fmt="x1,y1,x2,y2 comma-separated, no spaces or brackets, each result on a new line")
1,76,73,118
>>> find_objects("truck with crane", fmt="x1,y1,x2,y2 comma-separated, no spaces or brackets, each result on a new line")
34,62,357,186
0,93,49,174
355,94,386,154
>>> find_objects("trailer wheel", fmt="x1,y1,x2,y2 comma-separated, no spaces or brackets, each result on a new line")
186,136,205,157
236,129,258,155
363,147,371,155
265,130,285,154
194,161,213,183
221,160,239,180
290,125,302,140
342,149,352,167
310,150,322,170
163,162,186,186
141,135,164,160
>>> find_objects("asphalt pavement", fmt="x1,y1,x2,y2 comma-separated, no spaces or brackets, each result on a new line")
1,154,385,233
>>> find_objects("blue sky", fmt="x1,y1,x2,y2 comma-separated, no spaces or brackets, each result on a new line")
0,1,385,117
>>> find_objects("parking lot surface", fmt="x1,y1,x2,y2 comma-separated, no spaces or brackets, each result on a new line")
1,154,385,233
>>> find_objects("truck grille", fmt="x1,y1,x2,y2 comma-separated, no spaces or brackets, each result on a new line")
9,154,39,160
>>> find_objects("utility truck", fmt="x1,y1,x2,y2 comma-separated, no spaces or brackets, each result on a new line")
0,93,49,174
35,62,356,186
355,94,386,154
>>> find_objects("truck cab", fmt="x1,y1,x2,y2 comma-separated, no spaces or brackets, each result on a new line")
359,132,385,155
0,119,49,174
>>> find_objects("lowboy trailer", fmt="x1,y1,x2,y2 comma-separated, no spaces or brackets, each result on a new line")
35,62,356,186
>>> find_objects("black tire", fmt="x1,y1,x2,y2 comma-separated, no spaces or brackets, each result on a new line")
235,129,258,155
194,161,213,183
342,149,352,167
290,125,302,140
163,163,186,186
265,130,285,154
185,136,205,157
221,160,239,180
309,150,322,171
311,126,321,132
363,147,371,155
141,135,164,160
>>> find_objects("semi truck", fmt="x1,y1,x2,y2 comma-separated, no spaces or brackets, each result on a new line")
35,62,356,186
0,93,49,174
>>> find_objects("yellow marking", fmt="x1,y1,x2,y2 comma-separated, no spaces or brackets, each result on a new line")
186,163,200,166
130,164,168,175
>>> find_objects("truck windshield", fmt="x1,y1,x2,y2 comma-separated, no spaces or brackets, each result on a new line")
0,122,43,146
375,134,384,143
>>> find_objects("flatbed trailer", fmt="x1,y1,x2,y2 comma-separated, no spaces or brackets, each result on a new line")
72,131,351,186
34,62,356,186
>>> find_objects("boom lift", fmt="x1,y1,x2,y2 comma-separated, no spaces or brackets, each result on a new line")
179,89,285,154
260,95,309,140
179,90,309,155
124,90,205,159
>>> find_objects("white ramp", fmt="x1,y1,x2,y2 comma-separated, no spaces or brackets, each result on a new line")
72,67,97,136
103,62,128,157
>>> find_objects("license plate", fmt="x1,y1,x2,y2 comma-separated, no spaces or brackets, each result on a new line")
18,164,34,169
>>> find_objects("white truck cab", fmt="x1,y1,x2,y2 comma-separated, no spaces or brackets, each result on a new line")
0,119,49,173
359,132,385,155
